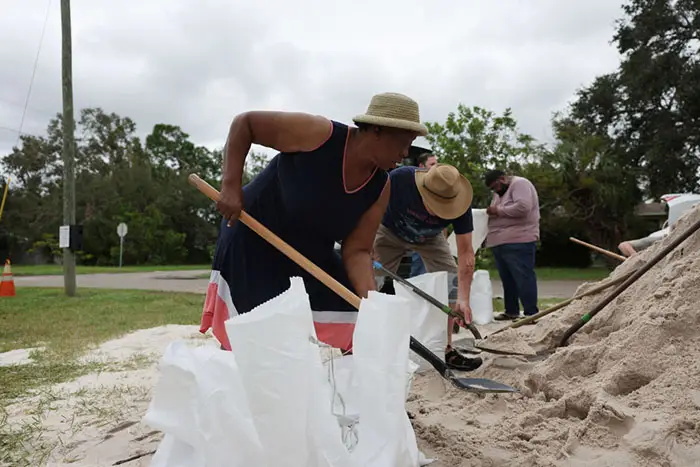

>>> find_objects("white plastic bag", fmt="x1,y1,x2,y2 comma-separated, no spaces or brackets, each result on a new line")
143,342,266,467
144,278,432,467
393,271,449,370
447,208,489,256
470,269,494,325
224,277,353,467
349,290,422,466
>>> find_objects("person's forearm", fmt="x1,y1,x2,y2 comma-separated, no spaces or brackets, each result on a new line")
497,201,530,218
222,114,254,189
457,254,475,303
457,264,474,303
343,251,376,299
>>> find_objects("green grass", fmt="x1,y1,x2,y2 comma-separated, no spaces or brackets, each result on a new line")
0,288,201,402
489,267,610,281
492,297,564,313
0,287,202,466
12,264,210,276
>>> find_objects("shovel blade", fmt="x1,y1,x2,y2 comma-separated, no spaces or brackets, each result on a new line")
449,377,519,393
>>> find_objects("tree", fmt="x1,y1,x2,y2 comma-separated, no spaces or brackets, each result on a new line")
424,105,547,207
570,0,700,198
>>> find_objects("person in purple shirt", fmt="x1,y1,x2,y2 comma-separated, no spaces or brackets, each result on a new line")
484,169,541,321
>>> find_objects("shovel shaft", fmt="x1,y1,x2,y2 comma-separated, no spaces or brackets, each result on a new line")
374,261,451,314
559,215,700,347
569,237,627,262
188,174,361,309
373,260,483,340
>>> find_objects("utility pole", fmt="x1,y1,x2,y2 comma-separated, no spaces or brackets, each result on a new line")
61,0,76,296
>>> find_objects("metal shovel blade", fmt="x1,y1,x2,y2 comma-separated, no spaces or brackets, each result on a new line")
448,374,519,393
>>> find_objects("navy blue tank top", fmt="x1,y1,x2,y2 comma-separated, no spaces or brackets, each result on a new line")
239,120,387,257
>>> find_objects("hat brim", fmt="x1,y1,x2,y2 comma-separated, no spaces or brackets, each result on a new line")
415,169,473,219
352,114,428,137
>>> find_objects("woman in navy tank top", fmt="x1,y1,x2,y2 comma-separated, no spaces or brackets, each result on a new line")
200,92,428,352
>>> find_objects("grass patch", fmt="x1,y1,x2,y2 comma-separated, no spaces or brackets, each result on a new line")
0,288,201,465
487,267,611,281
492,297,564,313
0,288,201,402
12,264,210,277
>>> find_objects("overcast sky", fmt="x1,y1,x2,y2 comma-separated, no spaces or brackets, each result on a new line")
1,0,626,162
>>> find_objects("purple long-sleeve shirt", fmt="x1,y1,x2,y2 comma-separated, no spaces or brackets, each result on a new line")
485,176,540,248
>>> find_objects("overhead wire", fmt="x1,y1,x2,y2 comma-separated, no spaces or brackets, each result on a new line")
14,0,53,147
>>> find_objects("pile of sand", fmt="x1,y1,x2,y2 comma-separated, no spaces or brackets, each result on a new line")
409,204,700,466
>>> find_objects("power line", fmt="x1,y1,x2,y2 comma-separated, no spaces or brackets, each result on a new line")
16,0,53,146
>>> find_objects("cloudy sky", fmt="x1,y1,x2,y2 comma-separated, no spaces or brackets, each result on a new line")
1,0,626,161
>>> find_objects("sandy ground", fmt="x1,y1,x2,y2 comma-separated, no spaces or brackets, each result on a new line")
14,270,585,298
2,325,213,467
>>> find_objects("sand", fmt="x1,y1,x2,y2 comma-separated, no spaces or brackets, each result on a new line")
5,204,700,466
2,325,212,467
409,204,700,466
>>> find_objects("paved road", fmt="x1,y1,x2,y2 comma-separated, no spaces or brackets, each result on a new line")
15,270,587,299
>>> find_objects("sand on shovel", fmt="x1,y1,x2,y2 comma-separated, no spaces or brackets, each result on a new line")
475,328,537,356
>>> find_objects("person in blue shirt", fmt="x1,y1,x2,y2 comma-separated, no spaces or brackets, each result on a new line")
373,163,481,371
409,152,439,277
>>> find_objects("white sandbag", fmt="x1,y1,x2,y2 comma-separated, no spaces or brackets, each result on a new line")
143,342,265,467
470,269,494,325
447,208,489,257
224,277,353,467
349,290,423,467
144,278,432,467
393,271,449,370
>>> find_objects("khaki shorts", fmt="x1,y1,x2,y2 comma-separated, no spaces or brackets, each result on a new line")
373,224,459,301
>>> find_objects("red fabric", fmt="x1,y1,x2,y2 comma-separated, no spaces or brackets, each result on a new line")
199,281,232,350
199,279,355,351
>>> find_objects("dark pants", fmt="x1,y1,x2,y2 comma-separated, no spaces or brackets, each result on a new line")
492,242,538,317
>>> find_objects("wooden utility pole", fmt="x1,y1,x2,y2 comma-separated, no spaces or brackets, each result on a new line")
61,0,77,296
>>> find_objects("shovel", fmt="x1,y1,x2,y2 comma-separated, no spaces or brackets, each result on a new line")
372,260,483,340
373,260,537,357
188,174,518,394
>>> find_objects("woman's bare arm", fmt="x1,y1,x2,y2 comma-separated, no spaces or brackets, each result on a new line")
341,179,391,299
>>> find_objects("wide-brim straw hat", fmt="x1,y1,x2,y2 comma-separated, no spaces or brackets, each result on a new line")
353,92,429,136
415,163,473,219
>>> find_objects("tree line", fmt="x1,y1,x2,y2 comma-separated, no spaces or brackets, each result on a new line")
1,0,697,268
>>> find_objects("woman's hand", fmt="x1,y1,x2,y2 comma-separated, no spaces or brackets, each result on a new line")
217,182,244,226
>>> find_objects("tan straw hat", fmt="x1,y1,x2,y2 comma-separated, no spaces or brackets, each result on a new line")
415,164,473,219
353,92,429,136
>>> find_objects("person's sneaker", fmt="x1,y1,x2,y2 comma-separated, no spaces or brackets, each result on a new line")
494,312,520,321
445,348,483,371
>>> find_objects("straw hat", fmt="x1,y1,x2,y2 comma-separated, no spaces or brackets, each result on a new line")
353,92,428,136
415,164,473,219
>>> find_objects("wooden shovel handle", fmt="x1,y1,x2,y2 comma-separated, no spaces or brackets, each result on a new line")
187,174,362,310
569,237,627,262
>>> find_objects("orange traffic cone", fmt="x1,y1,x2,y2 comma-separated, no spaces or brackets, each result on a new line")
0,259,16,297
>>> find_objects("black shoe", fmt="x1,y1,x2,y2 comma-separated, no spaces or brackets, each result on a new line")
494,312,519,321
445,348,483,371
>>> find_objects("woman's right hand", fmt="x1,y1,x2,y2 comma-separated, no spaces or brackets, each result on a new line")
217,182,244,225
